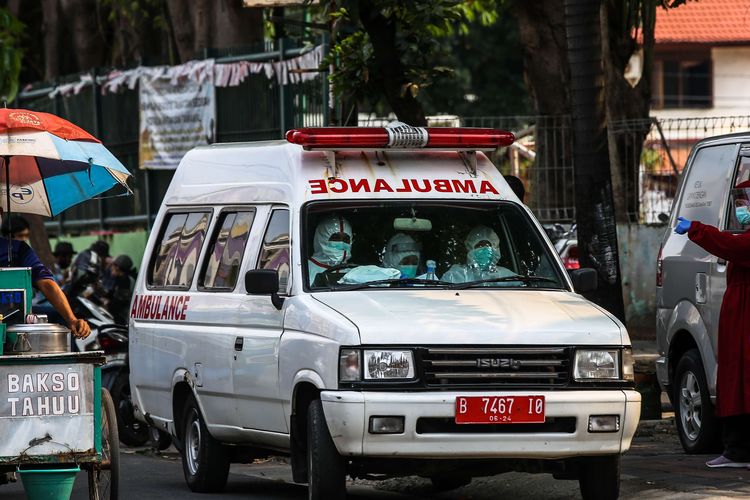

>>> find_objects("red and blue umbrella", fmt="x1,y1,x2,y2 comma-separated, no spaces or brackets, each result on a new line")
0,108,131,217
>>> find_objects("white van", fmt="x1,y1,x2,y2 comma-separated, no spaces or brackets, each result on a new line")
129,124,640,500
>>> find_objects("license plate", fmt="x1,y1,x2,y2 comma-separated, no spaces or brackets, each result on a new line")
455,396,545,424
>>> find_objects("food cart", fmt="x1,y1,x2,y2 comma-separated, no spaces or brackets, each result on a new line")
0,268,119,500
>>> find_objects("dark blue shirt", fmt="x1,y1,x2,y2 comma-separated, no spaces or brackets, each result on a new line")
0,237,54,283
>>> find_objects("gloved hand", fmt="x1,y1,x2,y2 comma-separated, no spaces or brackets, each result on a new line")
674,216,692,235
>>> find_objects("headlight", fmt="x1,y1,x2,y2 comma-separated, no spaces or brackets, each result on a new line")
339,349,361,382
574,349,620,380
364,350,415,379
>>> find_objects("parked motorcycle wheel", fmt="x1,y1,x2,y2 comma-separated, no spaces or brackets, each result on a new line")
111,370,150,447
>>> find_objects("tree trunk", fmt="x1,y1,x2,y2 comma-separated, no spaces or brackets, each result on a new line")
565,0,625,321
602,0,656,223
166,0,196,62
212,1,264,49
513,0,574,221
358,0,427,126
192,0,211,58
41,0,61,80
59,0,105,71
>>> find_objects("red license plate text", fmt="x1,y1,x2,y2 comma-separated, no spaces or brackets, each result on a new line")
455,396,545,424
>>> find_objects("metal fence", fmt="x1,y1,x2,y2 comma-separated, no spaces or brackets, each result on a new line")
15,39,328,236
468,114,750,224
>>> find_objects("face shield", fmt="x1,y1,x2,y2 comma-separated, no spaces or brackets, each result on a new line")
312,215,353,265
731,187,750,226
383,233,421,278
465,225,501,270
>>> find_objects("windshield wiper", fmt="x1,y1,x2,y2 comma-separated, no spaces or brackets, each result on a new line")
451,275,562,290
332,277,454,291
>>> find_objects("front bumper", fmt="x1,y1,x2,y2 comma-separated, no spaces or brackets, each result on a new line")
321,389,641,459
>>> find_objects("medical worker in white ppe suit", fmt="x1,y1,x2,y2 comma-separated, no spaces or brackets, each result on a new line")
382,233,421,278
442,225,514,283
308,215,354,286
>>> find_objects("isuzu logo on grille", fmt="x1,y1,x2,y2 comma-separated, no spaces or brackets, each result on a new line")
476,358,522,369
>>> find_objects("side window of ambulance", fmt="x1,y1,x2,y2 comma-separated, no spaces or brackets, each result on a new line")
258,209,291,291
149,211,211,289
679,144,738,226
200,210,256,290
726,155,750,231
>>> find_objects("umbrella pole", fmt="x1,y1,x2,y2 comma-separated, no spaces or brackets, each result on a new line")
4,157,10,266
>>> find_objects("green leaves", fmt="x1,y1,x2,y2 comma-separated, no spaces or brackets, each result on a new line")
322,0,500,108
0,8,24,104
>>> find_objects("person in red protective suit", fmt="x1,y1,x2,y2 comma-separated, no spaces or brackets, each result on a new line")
675,180,750,468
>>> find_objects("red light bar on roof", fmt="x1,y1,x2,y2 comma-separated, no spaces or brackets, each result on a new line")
285,123,515,151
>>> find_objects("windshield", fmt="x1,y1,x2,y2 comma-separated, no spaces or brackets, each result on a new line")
303,201,567,291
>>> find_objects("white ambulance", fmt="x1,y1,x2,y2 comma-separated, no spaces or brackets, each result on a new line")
129,124,640,500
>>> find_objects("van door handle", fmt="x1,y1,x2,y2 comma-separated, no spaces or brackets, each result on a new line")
718,258,727,266
234,337,244,351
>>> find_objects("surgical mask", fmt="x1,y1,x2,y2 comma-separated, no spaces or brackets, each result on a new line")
322,240,351,263
469,246,498,270
398,265,418,278
737,207,750,225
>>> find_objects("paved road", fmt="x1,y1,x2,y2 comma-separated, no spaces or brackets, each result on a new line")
4,417,750,499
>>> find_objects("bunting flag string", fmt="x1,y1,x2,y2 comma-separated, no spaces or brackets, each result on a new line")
43,45,324,99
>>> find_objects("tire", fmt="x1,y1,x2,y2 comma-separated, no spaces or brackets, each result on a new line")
88,388,120,500
578,455,620,500
180,394,230,493
430,475,471,491
673,349,722,454
307,399,346,500
150,426,173,451
110,371,150,447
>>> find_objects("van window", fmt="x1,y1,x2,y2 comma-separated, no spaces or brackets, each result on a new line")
678,144,738,226
201,210,256,290
726,155,750,231
257,209,291,291
149,211,211,289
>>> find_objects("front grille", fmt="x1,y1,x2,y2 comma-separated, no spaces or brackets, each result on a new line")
416,417,577,434
421,347,570,388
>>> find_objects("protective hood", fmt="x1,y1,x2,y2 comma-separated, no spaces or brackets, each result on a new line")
382,233,421,268
465,225,501,268
311,215,353,266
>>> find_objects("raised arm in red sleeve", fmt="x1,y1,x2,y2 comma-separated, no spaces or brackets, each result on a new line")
688,221,750,266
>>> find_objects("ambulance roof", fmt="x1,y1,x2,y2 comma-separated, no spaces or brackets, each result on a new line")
163,140,519,207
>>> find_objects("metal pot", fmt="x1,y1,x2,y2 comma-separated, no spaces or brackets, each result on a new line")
4,323,71,355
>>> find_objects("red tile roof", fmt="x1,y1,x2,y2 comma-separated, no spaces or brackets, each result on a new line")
656,0,750,44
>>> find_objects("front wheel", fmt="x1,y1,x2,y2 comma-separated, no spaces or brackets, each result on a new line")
578,455,619,500
88,388,120,500
180,394,230,492
111,371,150,447
307,399,346,500
673,348,722,453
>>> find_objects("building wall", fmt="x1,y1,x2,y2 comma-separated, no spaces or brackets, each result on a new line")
653,46,750,121
49,231,149,272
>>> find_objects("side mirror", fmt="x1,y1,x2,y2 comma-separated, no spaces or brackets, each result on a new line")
245,269,284,310
569,268,598,294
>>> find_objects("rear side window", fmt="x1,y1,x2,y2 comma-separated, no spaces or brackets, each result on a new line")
149,211,211,289
258,209,291,291
678,144,738,226
726,154,750,231
200,210,256,290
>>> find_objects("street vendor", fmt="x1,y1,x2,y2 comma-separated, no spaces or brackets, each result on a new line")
0,218,90,339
